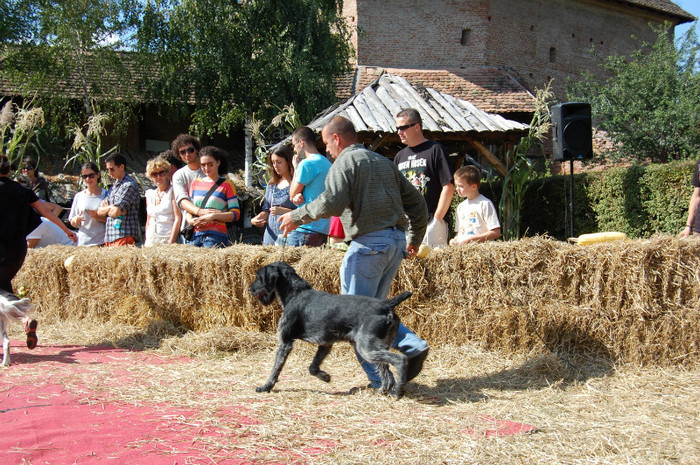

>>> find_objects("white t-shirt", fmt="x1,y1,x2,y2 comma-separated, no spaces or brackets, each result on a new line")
455,194,501,239
145,187,176,245
172,165,204,231
68,189,108,246
27,218,75,248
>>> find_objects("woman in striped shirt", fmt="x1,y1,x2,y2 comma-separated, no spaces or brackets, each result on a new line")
186,146,240,248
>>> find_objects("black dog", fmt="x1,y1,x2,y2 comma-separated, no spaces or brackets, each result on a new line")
249,262,412,397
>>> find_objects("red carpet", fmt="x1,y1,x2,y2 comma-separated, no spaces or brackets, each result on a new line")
2,341,537,464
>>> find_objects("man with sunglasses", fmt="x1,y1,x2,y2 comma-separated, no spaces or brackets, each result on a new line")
171,134,204,242
394,108,455,248
98,153,141,246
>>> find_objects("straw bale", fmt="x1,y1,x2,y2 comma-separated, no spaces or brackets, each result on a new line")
14,235,700,366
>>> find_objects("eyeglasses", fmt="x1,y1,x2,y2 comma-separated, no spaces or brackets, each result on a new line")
21,166,35,171
150,170,168,177
179,146,196,155
81,173,97,180
200,162,217,168
396,123,418,132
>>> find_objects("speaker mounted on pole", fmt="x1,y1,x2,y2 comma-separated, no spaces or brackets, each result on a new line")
552,102,593,161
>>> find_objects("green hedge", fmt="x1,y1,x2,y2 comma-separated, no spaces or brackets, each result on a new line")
458,159,697,240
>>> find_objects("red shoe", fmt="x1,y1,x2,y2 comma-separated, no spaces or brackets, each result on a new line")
25,319,38,350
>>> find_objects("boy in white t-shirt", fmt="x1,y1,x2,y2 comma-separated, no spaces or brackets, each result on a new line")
449,165,501,245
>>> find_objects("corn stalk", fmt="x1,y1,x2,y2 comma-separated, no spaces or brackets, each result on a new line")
499,82,554,240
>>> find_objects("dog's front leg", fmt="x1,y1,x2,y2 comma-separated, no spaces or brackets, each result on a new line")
309,344,333,382
256,341,294,393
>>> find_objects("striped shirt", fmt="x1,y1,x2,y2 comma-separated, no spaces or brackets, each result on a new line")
189,177,240,236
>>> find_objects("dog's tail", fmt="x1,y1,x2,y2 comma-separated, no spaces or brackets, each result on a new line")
386,291,412,308
0,295,34,321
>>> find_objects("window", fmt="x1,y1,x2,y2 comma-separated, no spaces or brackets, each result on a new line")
460,28,471,46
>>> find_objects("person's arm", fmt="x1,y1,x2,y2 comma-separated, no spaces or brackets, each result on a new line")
454,227,501,244
27,238,40,248
399,173,429,255
169,198,182,244
289,180,305,206
681,188,700,235
43,200,63,217
31,199,77,243
433,182,455,222
68,195,84,228
679,187,700,237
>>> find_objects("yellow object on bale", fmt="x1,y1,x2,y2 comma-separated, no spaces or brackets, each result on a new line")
416,243,431,258
572,232,628,245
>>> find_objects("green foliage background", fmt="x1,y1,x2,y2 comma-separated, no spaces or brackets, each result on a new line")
456,158,697,240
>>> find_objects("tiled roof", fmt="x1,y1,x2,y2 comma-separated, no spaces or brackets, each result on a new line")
336,66,536,115
621,0,696,21
0,50,149,102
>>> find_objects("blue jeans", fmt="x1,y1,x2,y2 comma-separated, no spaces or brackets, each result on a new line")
341,227,428,388
278,229,327,247
191,232,228,248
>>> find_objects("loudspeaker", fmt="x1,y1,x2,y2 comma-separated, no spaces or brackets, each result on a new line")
552,102,593,161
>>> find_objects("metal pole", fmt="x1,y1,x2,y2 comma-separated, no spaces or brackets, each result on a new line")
569,159,575,238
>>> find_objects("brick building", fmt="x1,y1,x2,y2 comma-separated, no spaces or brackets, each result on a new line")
339,0,695,116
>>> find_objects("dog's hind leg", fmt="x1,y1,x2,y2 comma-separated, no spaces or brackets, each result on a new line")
309,344,333,382
256,341,294,393
361,349,408,398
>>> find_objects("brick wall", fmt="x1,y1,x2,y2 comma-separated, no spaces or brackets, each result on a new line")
348,0,673,98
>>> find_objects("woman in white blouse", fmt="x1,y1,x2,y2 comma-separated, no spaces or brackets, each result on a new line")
144,157,182,246
68,162,108,246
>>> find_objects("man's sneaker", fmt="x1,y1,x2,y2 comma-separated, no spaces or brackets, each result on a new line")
406,347,429,382
25,319,38,350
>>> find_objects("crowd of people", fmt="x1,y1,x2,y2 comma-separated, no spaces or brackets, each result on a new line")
5,110,699,388
1,109,511,384
11,108,508,252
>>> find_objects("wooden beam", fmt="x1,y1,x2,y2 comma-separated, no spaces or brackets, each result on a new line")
369,134,391,152
467,138,507,177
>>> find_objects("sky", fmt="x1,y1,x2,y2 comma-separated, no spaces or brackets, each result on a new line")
673,0,699,42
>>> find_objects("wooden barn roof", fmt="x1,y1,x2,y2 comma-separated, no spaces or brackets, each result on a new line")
336,66,536,116
282,73,530,175
312,73,528,136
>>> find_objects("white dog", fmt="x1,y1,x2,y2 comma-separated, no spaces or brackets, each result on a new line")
0,294,36,367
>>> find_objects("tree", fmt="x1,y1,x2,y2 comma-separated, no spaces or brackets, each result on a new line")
567,23,700,163
1,0,143,138
137,0,353,137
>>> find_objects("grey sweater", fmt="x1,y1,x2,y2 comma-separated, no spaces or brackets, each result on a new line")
290,143,428,246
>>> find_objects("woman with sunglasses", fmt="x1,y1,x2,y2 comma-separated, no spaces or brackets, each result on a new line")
20,157,51,202
144,157,182,246
68,162,108,246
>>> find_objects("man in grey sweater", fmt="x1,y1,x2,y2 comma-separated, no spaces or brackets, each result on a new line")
279,115,430,390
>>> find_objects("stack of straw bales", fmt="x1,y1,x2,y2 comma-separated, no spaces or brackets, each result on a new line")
15,236,700,366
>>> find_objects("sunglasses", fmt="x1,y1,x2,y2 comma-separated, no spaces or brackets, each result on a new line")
22,166,35,171
179,146,196,155
150,170,168,177
396,123,417,132
81,173,97,180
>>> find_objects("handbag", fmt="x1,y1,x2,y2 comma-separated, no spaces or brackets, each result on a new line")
226,222,242,245
182,177,225,241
